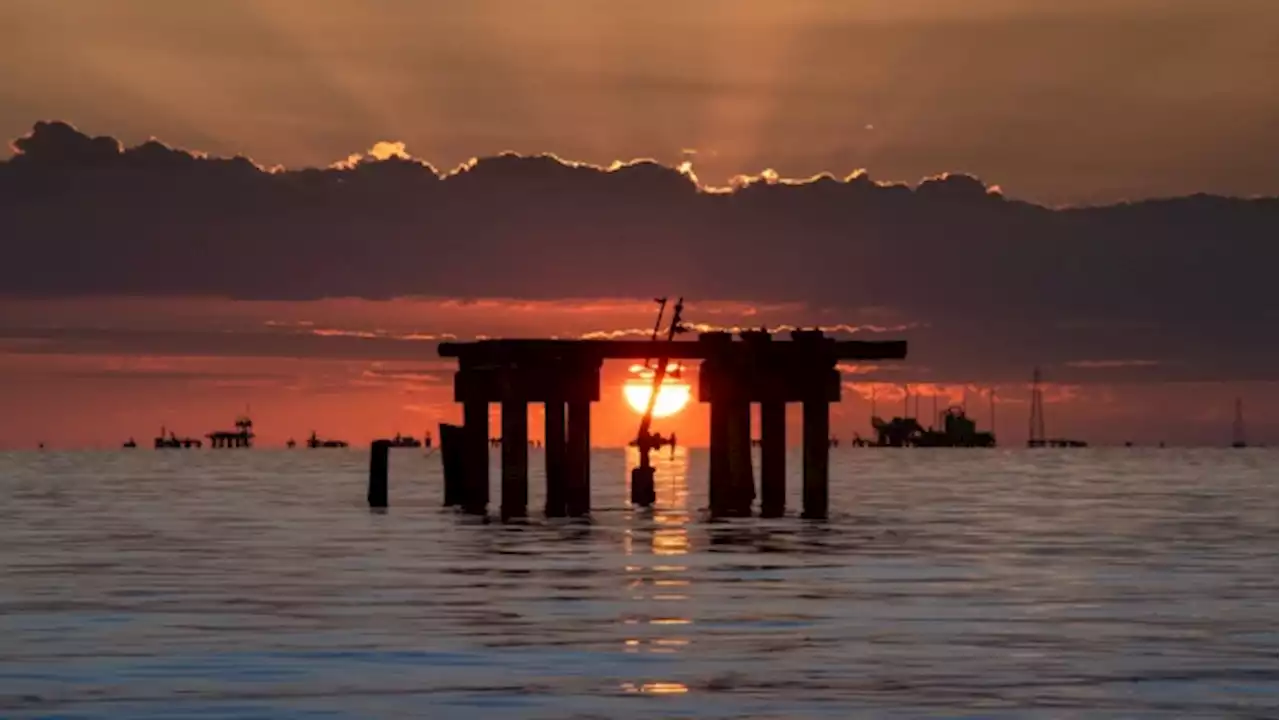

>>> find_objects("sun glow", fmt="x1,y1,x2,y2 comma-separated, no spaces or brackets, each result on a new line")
623,380,691,417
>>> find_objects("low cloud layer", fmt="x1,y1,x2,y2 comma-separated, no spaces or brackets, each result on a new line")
1,121,1275,384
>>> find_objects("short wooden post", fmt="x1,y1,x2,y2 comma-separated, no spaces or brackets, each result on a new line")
368,439,390,509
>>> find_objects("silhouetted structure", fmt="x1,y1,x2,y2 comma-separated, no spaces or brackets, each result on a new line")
437,329,907,520
387,433,422,448
1026,367,1087,448
439,423,466,507
1231,397,1247,448
631,297,685,510
872,406,995,447
122,438,137,448
367,439,389,509
306,431,348,448
154,426,201,448
207,415,254,449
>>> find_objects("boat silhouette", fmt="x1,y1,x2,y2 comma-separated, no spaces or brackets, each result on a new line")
306,431,348,448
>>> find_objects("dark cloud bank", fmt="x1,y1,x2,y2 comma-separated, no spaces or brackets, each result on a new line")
1,121,1275,383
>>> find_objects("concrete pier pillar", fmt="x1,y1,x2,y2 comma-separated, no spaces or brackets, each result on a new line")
708,399,731,517
760,400,786,517
726,398,754,516
802,400,830,519
500,400,528,520
462,400,490,514
566,400,591,517
544,402,567,517
367,439,390,509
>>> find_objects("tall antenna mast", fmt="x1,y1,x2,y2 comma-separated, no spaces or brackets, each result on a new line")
1232,397,1247,448
643,297,668,369
1028,367,1046,446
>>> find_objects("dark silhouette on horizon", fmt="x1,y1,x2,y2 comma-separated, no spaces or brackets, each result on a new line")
306,431,348,449
207,415,254,449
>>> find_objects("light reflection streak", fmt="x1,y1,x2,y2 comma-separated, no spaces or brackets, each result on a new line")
621,446,692,690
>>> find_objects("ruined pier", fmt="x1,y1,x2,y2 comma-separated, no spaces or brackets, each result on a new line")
435,330,906,519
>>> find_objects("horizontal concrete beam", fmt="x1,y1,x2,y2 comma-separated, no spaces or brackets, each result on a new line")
454,367,601,403
439,339,907,363
698,366,842,403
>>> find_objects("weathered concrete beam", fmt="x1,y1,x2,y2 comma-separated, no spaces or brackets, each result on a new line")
454,366,600,403
439,338,907,363
698,363,841,404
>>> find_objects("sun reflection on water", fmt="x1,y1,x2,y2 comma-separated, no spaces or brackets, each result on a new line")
621,446,692,690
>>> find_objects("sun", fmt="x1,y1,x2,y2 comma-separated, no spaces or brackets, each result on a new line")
623,379,692,418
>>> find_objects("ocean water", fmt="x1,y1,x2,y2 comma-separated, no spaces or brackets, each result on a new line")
0,447,1275,719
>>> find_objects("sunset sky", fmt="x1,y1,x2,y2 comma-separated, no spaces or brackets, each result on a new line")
0,0,1275,448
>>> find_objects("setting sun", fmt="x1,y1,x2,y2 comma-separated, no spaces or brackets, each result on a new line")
623,380,692,417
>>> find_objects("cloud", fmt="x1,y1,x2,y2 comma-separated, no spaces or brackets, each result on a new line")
0,121,1274,384
1065,359,1161,369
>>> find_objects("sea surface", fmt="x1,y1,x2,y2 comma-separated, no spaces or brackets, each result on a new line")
0,448,1275,719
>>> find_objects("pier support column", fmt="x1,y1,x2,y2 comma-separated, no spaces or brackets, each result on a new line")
544,402,567,517
802,400,830,519
462,400,490,515
760,400,786,517
566,400,591,517
367,439,390,509
500,401,528,520
726,397,754,516
708,399,731,517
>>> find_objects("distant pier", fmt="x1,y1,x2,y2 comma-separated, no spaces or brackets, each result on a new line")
431,330,907,520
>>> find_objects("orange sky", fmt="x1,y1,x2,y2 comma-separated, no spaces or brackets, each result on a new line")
0,296,1271,449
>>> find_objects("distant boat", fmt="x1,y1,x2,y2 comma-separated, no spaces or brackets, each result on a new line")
306,431,348,449
154,426,202,449
122,438,137,448
871,407,996,448
387,433,422,448
286,438,297,449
